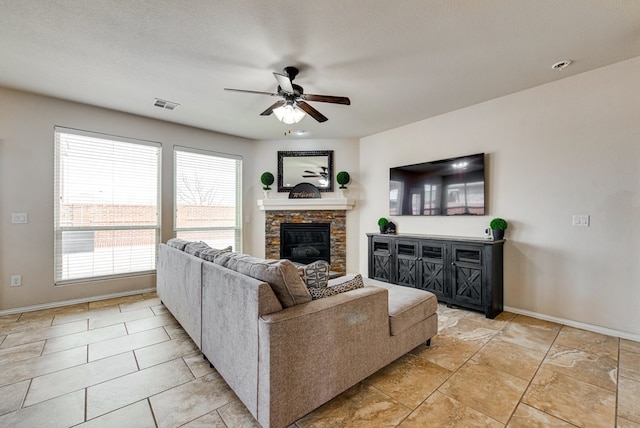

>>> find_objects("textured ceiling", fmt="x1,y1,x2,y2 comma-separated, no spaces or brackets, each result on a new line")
1,0,640,140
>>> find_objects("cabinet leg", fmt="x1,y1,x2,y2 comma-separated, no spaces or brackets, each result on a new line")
426,338,431,347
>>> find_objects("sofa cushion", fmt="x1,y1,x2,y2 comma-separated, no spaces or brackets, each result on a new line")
184,241,232,261
221,253,258,273
309,274,364,300
184,241,211,257
298,260,330,289
219,255,311,308
368,280,438,336
166,238,190,251
212,251,248,267
198,246,232,262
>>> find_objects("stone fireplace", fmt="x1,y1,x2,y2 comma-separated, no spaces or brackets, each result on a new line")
265,210,346,274
260,198,354,275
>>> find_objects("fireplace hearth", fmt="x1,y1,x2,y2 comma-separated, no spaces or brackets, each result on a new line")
280,223,330,265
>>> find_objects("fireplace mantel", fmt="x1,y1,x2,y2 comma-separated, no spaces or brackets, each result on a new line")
257,198,355,211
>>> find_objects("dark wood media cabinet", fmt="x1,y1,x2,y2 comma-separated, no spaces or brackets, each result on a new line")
367,233,504,318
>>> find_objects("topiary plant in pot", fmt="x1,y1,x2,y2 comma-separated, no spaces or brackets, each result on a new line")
336,171,350,189
378,217,389,234
489,217,508,240
260,172,275,190
260,172,275,198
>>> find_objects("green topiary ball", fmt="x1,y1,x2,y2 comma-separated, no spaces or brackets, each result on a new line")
489,217,508,230
336,171,350,189
260,172,274,190
377,217,389,227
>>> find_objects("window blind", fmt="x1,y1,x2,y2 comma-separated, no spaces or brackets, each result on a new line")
174,147,242,251
54,127,161,284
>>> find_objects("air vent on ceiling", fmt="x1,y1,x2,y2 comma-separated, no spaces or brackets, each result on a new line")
551,60,572,71
153,98,180,110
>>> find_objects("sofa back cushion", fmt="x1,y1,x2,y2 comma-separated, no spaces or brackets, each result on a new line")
198,246,233,262
214,253,311,308
184,241,232,261
166,238,190,251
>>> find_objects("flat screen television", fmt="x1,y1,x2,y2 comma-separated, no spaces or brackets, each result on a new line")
389,153,485,216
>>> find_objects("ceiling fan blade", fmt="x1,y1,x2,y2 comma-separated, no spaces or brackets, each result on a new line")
224,88,279,96
260,100,286,116
297,101,328,123
273,72,294,94
301,94,351,105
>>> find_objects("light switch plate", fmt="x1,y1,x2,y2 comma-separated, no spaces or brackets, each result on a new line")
11,213,28,224
572,214,590,227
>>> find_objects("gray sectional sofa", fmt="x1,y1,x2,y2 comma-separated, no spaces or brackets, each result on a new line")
157,240,438,428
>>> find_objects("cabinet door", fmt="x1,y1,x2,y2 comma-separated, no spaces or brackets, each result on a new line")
450,244,483,308
371,237,393,282
395,240,419,287
418,241,448,299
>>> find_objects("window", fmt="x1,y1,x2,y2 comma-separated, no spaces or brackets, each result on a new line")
54,128,161,284
174,147,242,251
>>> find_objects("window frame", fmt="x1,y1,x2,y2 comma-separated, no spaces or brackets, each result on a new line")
173,146,242,252
53,127,162,285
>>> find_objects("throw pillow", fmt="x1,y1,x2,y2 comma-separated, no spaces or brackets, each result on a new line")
309,274,365,300
230,257,312,308
298,260,330,289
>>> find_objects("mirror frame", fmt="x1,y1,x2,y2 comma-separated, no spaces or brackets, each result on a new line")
277,150,334,192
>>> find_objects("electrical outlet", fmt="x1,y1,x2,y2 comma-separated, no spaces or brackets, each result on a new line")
572,214,590,227
11,213,28,224
10,275,22,287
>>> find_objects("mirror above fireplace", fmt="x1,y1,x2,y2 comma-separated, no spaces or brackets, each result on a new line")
278,150,334,192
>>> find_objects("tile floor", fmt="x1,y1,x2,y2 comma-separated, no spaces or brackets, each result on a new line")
1,292,639,427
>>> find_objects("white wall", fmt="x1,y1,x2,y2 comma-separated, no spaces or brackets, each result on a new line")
360,57,640,336
3,56,639,338
0,87,255,311
246,138,360,272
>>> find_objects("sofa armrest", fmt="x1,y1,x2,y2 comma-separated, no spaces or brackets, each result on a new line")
256,286,392,428
156,244,203,348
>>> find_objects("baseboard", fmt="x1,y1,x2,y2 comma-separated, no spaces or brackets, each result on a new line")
0,287,157,316
2,293,637,342
504,305,640,343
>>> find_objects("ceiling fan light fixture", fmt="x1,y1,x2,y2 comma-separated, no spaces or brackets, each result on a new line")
273,104,306,124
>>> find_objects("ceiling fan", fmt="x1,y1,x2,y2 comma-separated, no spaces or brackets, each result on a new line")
224,66,350,123
302,167,328,178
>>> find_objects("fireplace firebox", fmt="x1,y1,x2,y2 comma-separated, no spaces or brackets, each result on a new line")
280,223,330,265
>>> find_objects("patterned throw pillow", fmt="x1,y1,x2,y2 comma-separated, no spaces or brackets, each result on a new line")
309,274,365,300
298,260,330,289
